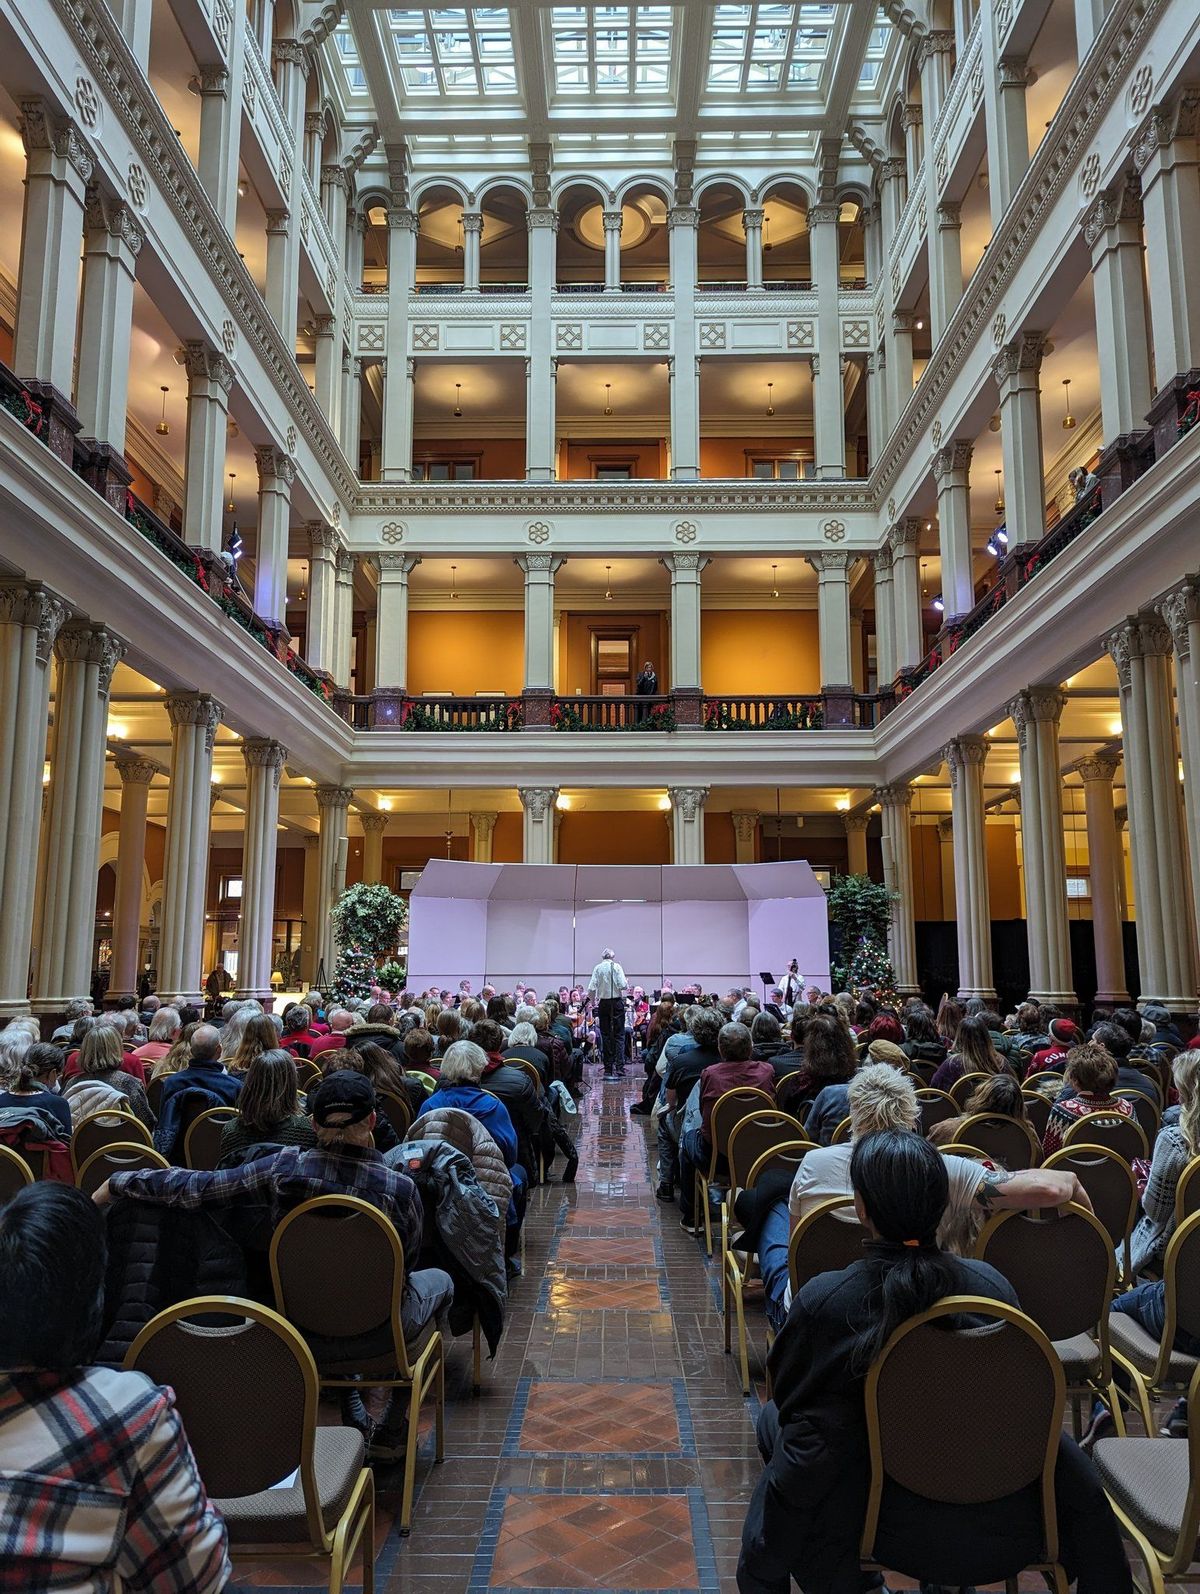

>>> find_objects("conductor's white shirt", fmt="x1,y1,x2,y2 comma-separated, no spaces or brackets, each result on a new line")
588,958,628,1001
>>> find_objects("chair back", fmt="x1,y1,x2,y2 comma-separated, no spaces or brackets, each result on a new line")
75,1142,169,1198
270,1194,414,1377
1162,1211,1200,1360
510,1057,543,1094
124,1296,325,1544
71,1109,152,1174
743,1140,815,1191
861,1298,1064,1566
976,1204,1115,1345
904,1057,938,1087
1024,1071,1065,1096
954,1113,1043,1170
708,1087,776,1167
295,1059,323,1092
376,1090,413,1142
1062,1109,1148,1164
1175,1158,1200,1226
787,1197,868,1295
948,1071,993,1108
0,1143,33,1202
725,1111,808,1193
1043,1144,1138,1260
936,1142,992,1162
915,1088,959,1134
1021,1091,1052,1139
145,1073,167,1119
830,1115,852,1145
1112,1088,1161,1143
183,1106,239,1170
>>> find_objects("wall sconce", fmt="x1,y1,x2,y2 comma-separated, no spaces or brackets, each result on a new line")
765,381,775,417
1061,378,1076,430
603,382,613,416
226,473,236,513
453,382,463,418
993,469,1005,515
155,386,171,436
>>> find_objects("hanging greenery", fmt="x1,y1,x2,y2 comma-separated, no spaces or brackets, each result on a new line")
329,882,408,961
826,873,898,999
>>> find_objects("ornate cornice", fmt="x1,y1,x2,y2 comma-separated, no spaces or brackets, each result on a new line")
1075,755,1120,783
518,786,558,819
356,480,874,517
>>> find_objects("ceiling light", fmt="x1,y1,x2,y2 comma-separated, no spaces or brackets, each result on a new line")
914,318,925,330
379,798,392,810
658,793,671,811
994,469,1004,515
1109,719,1123,737
155,386,170,436
1011,770,1021,783
1062,378,1076,430
765,381,775,417
771,562,779,599
603,383,613,416
42,762,50,785
453,382,462,419
107,720,127,739
835,796,850,812
226,473,236,513
932,594,945,613
604,564,613,602
210,770,222,785
555,794,570,810
449,564,458,600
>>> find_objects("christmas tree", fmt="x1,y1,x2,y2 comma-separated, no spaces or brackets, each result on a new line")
330,945,378,1005
826,873,899,1001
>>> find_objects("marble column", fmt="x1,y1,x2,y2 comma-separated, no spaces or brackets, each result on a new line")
312,313,338,421
196,66,239,230
1076,756,1131,1005
1134,94,1200,387
670,786,709,866
300,832,320,985
843,812,869,876
526,209,558,481
332,549,354,687
865,352,884,467
732,811,759,865
809,204,846,478
668,206,700,480
253,445,295,630
886,311,915,430
0,584,67,1015
889,518,925,671
1008,687,1076,1007
807,550,853,690
108,755,155,1003
314,786,354,983
471,811,498,864
1073,0,1106,55
930,202,964,344
517,554,564,697
603,208,622,290
33,622,125,1009
181,341,234,554
917,30,956,122
374,552,421,694
305,523,338,674
361,813,387,885
1160,579,1200,965
1106,617,1197,1012
982,49,1030,220
14,102,92,416
878,158,907,247
75,191,143,501
237,738,286,1001
342,354,363,463
943,735,996,1000
877,783,920,994
520,787,559,864
937,815,956,919
933,441,975,619
1084,179,1154,440
264,207,298,347
462,210,482,291
382,210,418,481
661,552,708,699
872,545,896,685
158,693,223,1005
901,103,923,173
110,0,152,65
742,207,764,290
993,333,1047,549
267,37,307,347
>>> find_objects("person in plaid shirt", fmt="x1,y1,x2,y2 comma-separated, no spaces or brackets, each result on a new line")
0,1182,230,1593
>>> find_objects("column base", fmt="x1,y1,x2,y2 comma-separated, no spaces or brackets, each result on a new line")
0,1002,33,1024
815,465,847,481
821,686,857,728
1144,369,1200,463
1028,989,1080,1018
957,985,998,1003
1093,988,1132,1009
1137,995,1199,1017
78,439,134,512
669,466,699,481
1095,431,1153,512
159,989,205,1009
671,688,703,727
525,468,556,483
369,687,408,728
896,983,923,997
235,988,276,1010
521,688,554,730
19,379,81,465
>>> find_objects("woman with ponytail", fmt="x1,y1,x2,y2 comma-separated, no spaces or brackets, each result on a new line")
738,1128,1131,1594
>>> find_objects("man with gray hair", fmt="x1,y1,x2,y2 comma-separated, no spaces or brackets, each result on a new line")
587,948,628,1079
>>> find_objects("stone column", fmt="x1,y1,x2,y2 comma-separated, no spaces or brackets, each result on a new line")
181,341,234,554
807,551,854,692
889,518,925,671
742,207,764,290
993,333,1047,550
810,203,846,478
732,811,759,865
877,784,920,995
878,158,907,246
108,755,155,1003
342,355,363,463
158,693,223,1005
462,210,482,291
520,787,559,864
982,52,1030,219
937,815,956,919
196,66,238,230
517,554,564,706
312,313,338,420
661,552,708,721
933,441,975,619
361,813,387,885
603,208,622,290
253,445,295,630
14,102,92,442
1084,179,1154,442
314,786,352,983
865,352,884,466
1160,580,1200,962
872,545,896,685
264,207,297,346
943,735,996,1001
886,311,915,429
304,523,338,673
237,738,286,1001
1134,94,1200,389
902,103,923,171
75,191,143,505
1106,617,1197,1012
1076,756,1131,1005
526,209,558,481
1073,0,1105,55
33,622,125,1010
670,787,709,866
267,38,307,347
300,832,320,985
110,0,153,65
843,813,869,876
668,206,700,480
332,549,354,688
1008,687,1076,1007
930,202,963,343
373,552,421,701
917,30,956,122
471,811,498,863
382,210,418,481
0,584,67,1015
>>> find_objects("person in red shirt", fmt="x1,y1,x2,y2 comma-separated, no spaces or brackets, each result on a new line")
1026,1017,1082,1079
307,1008,355,1061
129,1006,181,1070
279,1002,328,1057
679,1021,775,1226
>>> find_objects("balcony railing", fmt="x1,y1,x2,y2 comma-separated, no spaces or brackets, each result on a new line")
702,695,824,730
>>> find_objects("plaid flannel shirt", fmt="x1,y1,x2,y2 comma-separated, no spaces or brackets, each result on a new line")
0,1364,229,1593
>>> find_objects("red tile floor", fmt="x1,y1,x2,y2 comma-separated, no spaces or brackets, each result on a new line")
231,1060,1161,1593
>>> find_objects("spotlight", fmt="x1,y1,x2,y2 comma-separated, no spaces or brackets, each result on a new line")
932,594,945,612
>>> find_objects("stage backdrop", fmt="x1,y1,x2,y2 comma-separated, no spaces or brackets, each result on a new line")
406,860,830,996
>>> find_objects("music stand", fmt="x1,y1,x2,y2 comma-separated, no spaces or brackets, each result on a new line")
759,970,774,1005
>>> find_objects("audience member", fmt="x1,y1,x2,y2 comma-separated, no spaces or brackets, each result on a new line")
929,1013,1013,1093
775,1012,856,1121
217,1048,317,1165
153,1025,242,1162
62,1026,153,1128
656,1008,723,1202
678,1022,775,1227
1027,1016,1083,1078
129,1006,181,1069
307,1007,355,1060
927,1070,1031,1147
424,1040,528,1260
1042,1041,1136,1157
1128,1049,1200,1276
222,1012,278,1076
0,1041,72,1137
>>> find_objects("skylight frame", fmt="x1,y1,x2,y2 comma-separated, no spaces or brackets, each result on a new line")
385,7,523,101
547,4,677,102
703,2,838,99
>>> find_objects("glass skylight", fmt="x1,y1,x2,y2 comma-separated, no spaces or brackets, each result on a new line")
549,6,674,96
706,3,835,95
387,8,519,97
333,22,368,92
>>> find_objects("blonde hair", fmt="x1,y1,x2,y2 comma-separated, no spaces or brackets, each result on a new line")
78,1025,124,1076
848,1063,920,1138
1174,1050,1200,1156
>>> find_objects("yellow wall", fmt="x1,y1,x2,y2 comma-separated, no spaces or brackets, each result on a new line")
559,811,670,864
408,611,524,696
561,612,670,694
700,610,821,694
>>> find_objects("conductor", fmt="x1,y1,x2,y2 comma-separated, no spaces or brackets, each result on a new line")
588,947,629,1079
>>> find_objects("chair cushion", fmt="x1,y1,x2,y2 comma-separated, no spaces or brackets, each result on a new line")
1053,1333,1101,1381
217,1426,365,1544
1092,1437,1189,1557
1109,1312,1200,1383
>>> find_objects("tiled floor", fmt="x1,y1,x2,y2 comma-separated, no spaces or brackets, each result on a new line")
231,1060,1160,1593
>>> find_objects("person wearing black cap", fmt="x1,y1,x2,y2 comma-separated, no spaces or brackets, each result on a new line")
93,1070,454,1455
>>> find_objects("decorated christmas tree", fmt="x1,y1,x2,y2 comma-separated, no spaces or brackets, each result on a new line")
826,873,899,1002
329,944,379,1005
326,883,408,1000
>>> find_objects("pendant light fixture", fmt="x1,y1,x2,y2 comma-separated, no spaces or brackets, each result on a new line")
604,564,613,601
1061,378,1076,430
226,473,236,513
994,469,1005,515
771,562,779,599
453,382,463,418
449,564,458,600
603,382,613,416
445,788,454,858
765,381,775,417
155,385,171,436
763,212,772,253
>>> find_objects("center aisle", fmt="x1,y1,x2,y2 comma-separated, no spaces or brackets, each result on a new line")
396,1059,764,1593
